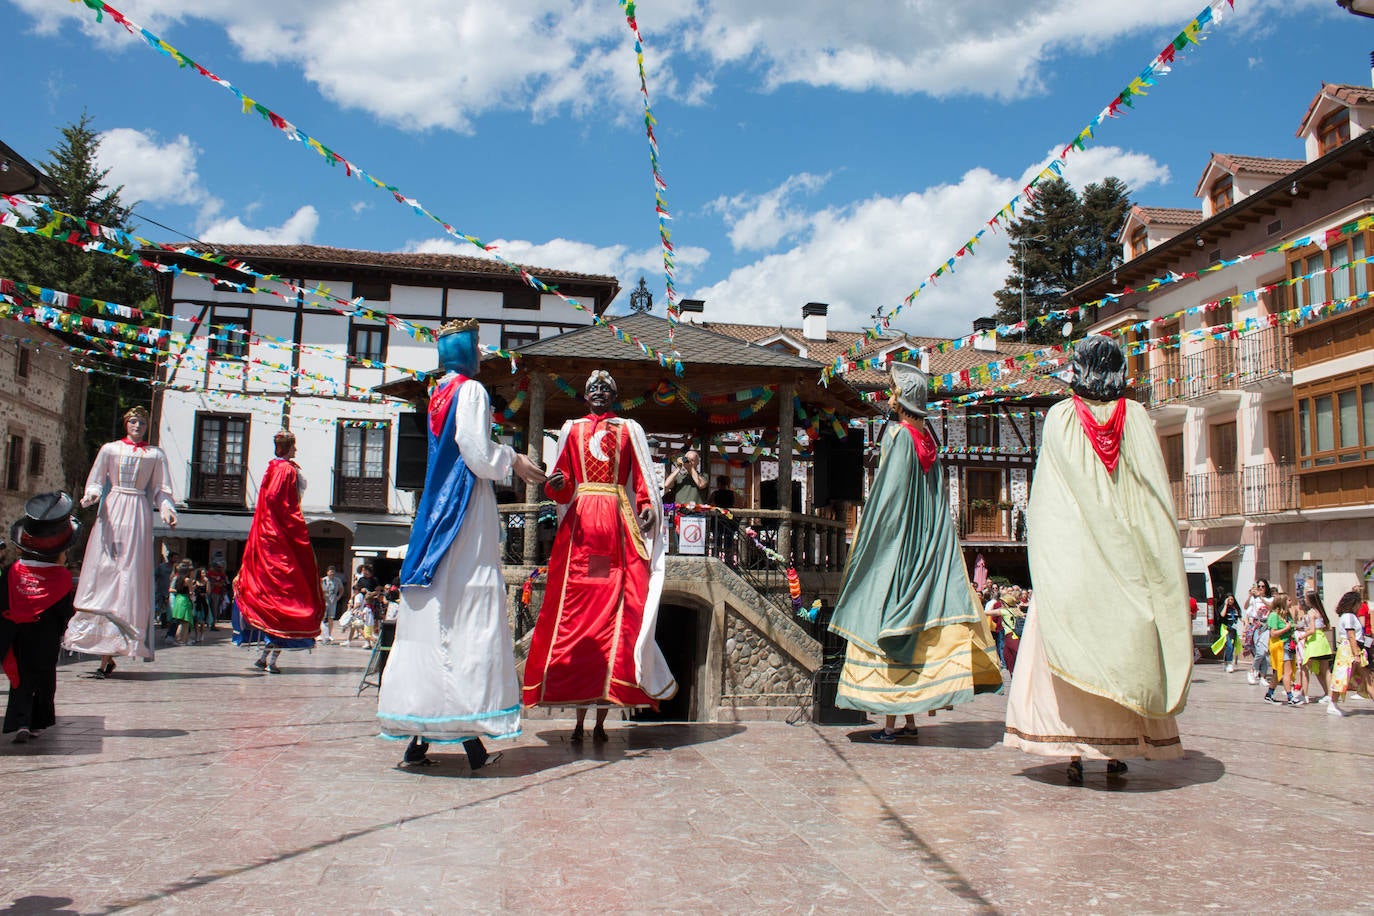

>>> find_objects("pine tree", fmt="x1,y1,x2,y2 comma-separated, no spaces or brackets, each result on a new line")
992,176,1132,345
0,113,155,461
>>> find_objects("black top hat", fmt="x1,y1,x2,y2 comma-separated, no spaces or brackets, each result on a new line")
11,491,80,560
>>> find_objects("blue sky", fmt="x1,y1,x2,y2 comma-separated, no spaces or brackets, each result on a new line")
1,0,1370,338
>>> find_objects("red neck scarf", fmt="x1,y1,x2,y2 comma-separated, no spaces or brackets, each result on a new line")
427,374,469,435
1072,395,1127,474
4,561,74,624
901,421,937,473
121,437,148,451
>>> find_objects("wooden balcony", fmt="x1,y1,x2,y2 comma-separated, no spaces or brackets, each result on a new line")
957,503,1022,543
186,460,246,508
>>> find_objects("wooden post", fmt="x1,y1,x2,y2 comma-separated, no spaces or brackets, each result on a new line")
777,380,795,562
523,372,546,566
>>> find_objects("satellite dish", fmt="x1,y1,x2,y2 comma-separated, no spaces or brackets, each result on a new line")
1062,322,1073,338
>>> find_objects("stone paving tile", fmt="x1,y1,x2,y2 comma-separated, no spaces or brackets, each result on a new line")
3,634,1374,913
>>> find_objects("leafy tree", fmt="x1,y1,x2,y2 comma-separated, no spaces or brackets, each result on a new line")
992,176,1132,344
0,113,156,460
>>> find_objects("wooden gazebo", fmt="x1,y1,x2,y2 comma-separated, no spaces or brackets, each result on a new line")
380,312,875,564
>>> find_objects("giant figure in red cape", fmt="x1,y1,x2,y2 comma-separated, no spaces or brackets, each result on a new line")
234,429,323,659
521,369,676,741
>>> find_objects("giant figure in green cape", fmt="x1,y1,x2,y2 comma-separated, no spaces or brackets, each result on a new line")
828,361,1002,739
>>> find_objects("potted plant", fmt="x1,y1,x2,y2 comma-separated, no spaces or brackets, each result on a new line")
969,498,994,511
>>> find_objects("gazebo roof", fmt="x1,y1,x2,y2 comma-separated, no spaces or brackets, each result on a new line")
379,313,876,435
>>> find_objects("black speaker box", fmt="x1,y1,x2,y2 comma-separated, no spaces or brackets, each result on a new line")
812,666,868,724
812,430,864,506
395,410,428,490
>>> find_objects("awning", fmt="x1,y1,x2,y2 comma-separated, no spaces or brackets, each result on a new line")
1186,545,1239,567
352,521,412,555
154,513,254,542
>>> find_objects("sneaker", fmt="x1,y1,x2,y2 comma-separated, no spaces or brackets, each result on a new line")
894,726,919,738
1225,664,1235,673
12,727,32,744
1264,693,1279,704
1319,696,1331,705
267,663,282,674
253,657,267,670
1246,672,1257,685
1328,701,1345,717
1287,696,1305,707
869,729,896,742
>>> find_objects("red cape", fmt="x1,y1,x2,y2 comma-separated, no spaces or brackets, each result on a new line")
236,459,324,639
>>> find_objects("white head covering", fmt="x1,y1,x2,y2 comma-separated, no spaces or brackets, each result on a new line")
585,369,618,395
889,361,929,417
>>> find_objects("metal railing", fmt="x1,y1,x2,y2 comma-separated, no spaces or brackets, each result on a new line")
1241,461,1299,515
1184,469,1240,520
1184,340,1238,399
1135,363,1185,409
1236,325,1292,385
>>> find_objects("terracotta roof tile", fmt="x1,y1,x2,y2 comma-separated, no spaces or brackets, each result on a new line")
1211,153,1306,178
1297,83,1374,137
1133,206,1204,227
168,243,619,286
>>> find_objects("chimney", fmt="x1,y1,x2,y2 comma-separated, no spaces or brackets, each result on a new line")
679,299,704,324
802,302,828,341
972,316,998,353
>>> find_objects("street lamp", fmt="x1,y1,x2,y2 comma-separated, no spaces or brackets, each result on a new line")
1018,234,1049,337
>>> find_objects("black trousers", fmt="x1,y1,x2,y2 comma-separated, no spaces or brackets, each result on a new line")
3,601,75,734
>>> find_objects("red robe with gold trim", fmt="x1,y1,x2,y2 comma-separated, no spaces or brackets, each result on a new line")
522,413,674,708
236,458,324,640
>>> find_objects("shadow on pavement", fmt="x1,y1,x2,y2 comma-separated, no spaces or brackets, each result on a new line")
1,895,79,914
0,716,188,757
842,719,1005,749
1015,749,1225,792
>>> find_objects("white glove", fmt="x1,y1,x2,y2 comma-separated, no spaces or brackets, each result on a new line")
80,493,100,509
160,504,178,528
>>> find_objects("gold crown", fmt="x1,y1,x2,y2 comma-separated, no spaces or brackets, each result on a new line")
123,405,150,421
437,318,479,338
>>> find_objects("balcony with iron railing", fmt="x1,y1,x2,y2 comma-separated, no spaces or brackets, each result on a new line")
1184,469,1240,520
1241,461,1299,515
1236,324,1292,388
1134,363,1187,413
1183,340,1241,403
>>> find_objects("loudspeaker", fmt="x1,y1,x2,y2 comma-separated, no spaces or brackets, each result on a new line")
395,411,428,490
760,478,802,512
812,430,864,506
812,666,868,725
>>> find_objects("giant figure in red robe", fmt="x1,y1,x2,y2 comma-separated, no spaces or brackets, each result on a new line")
234,429,324,658
522,370,676,740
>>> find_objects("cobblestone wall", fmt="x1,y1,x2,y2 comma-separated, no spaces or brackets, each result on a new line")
721,609,810,706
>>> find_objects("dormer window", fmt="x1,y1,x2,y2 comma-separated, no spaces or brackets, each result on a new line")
766,340,800,355
1209,174,1233,214
1318,109,1350,156
1130,225,1148,259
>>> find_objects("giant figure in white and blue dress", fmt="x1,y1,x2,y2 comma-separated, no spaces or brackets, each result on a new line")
376,318,547,770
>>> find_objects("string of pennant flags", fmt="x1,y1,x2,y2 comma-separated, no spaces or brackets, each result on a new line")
618,2,679,336
70,0,686,376
827,0,1238,380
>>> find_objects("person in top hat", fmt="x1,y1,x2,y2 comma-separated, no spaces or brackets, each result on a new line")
233,428,325,673
378,318,546,770
2,492,81,743
63,405,178,677
828,360,1002,741
522,369,677,742
1004,335,1191,784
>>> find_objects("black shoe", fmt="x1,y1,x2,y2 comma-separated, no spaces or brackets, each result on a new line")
1106,759,1129,775
472,751,502,772
92,666,106,679
592,726,609,743
570,726,585,743
102,660,116,677
267,664,282,674
401,737,431,767
13,728,32,744
253,657,267,670
1066,760,1084,785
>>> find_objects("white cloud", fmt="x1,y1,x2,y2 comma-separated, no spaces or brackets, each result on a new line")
95,128,219,216
707,172,830,252
692,146,1171,339
1029,144,1173,194
407,234,710,310
200,205,319,244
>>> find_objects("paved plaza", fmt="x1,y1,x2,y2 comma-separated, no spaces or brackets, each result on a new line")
2,633,1372,914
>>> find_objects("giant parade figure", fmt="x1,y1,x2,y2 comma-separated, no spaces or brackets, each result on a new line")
378,318,546,770
828,361,1002,741
233,428,325,673
1004,335,1192,784
521,369,676,741
63,406,177,677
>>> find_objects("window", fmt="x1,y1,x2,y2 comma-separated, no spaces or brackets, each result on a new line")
191,414,248,504
1209,421,1237,473
26,441,43,478
336,423,389,509
1296,372,1374,468
501,327,540,351
208,306,250,360
352,279,391,302
1209,174,1233,213
503,286,539,310
5,435,23,490
1318,109,1351,156
765,340,800,355
966,409,998,448
1130,225,1148,259
349,323,387,364
1289,232,1371,316
16,347,30,380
